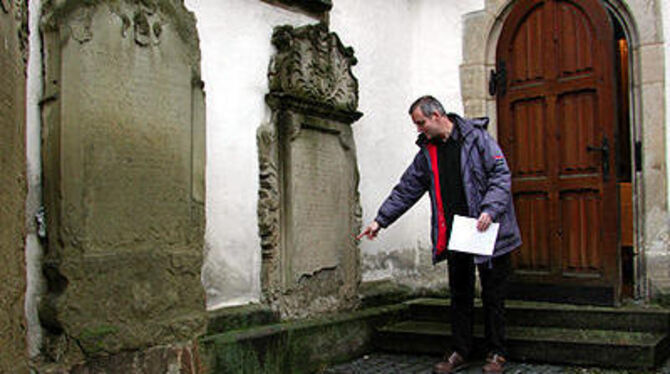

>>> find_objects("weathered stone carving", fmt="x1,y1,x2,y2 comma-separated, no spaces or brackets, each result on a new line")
257,120,280,260
269,23,359,113
259,23,362,318
0,1,27,372
39,0,205,370
42,0,170,47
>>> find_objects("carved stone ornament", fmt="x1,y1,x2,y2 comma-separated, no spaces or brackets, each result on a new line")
257,120,280,260
42,0,171,48
268,23,359,113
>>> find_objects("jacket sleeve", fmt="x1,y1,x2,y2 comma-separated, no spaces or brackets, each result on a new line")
375,151,430,228
478,130,512,221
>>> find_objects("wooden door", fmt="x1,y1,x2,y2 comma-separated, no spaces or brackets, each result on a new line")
496,0,619,304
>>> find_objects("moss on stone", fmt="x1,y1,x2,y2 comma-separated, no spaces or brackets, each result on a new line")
78,324,120,353
200,304,408,373
207,304,280,336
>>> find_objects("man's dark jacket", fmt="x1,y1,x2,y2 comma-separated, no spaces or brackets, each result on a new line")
374,113,522,264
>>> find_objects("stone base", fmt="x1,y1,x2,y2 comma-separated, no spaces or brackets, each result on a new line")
36,341,202,374
200,304,407,373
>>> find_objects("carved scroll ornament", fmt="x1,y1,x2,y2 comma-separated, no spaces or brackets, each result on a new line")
268,23,359,113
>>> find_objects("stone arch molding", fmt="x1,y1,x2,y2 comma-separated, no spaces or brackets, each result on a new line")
460,0,668,299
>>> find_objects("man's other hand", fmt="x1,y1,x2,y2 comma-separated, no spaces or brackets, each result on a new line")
476,212,492,231
357,221,381,240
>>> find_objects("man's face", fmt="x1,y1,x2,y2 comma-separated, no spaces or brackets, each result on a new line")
411,107,442,140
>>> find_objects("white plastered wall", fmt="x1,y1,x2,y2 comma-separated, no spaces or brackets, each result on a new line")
187,0,484,309
664,0,670,207
184,0,314,310
26,0,45,358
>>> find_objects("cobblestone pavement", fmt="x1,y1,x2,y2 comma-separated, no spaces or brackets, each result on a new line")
323,353,670,374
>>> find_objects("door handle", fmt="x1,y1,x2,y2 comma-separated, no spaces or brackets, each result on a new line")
586,136,610,181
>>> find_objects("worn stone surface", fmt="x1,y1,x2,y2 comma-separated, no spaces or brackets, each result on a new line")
459,64,487,101
259,23,362,318
639,43,665,84
0,0,28,372
200,304,407,374
640,80,668,298
461,10,490,65
361,249,449,294
206,304,279,335
627,0,663,45
37,340,203,374
39,0,205,369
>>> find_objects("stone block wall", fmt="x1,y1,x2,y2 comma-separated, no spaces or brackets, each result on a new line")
0,0,28,372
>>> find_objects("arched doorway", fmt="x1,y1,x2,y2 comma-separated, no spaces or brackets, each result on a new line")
462,0,668,303
495,0,621,304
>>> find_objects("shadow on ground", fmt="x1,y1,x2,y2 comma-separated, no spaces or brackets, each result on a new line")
323,352,670,374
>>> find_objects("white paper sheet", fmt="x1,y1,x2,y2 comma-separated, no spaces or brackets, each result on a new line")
447,215,499,256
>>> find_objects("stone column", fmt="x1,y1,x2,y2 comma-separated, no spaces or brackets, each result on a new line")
0,0,28,372
258,23,363,318
39,0,206,371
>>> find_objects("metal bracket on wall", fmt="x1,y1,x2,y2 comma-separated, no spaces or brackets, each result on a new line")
635,140,642,172
489,61,507,97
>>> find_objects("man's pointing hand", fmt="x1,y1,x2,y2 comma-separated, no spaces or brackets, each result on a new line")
357,221,381,240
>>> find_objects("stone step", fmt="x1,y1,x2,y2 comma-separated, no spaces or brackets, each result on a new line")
376,320,670,369
406,298,670,332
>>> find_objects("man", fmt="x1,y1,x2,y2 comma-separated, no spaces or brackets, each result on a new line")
358,96,521,373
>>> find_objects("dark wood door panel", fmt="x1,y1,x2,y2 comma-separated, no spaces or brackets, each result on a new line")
560,189,603,275
509,3,547,85
498,0,618,304
557,90,600,175
509,98,549,177
514,192,552,272
556,1,596,76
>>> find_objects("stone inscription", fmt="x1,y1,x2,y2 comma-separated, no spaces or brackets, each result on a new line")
288,125,349,281
39,1,205,365
63,40,194,250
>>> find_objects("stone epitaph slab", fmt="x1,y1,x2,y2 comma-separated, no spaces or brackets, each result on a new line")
40,0,205,368
0,1,27,372
259,23,362,318
288,123,348,278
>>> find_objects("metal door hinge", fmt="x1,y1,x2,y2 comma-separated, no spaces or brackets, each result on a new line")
489,61,507,97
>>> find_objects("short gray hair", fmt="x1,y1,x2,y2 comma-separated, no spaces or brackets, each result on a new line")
408,95,447,117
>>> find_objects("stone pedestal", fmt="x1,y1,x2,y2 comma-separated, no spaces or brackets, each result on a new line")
258,24,363,318
39,0,206,369
0,0,28,372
